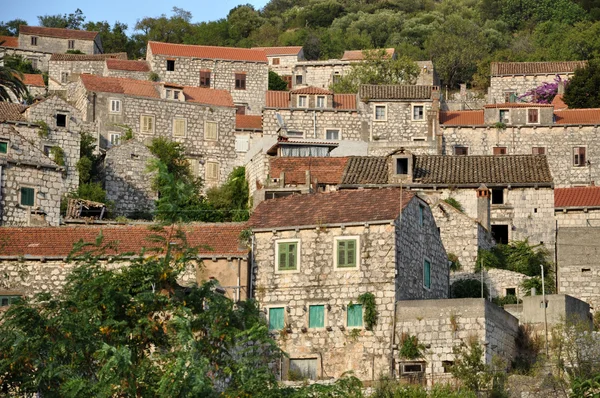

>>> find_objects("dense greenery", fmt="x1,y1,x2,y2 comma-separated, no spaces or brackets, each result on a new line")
268,70,289,91
372,378,477,398
563,59,600,108
451,278,489,299
206,166,250,222
0,55,27,101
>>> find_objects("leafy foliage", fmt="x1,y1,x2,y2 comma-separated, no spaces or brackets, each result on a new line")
38,8,85,29
372,377,477,398
451,278,489,299
49,146,65,166
0,55,28,101
357,292,378,330
399,333,425,359
563,59,600,108
451,337,493,392
448,253,462,272
519,75,566,104
3,54,42,75
444,197,464,212
205,166,250,222
268,70,288,91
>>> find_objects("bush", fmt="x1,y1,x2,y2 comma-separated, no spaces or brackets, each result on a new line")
451,278,489,299
448,253,462,271
372,377,477,398
444,197,464,212
399,333,425,359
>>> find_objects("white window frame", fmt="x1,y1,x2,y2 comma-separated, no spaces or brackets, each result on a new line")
266,305,287,331
324,128,341,140
526,108,540,125
140,114,155,134
275,238,301,274
297,95,308,108
205,161,220,181
333,236,360,271
412,104,425,121
109,132,121,147
499,109,510,124
19,185,36,207
306,303,328,330
316,96,326,108
573,146,587,167
373,104,387,121
205,121,218,141
172,117,187,138
423,257,432,290
109,99,121,114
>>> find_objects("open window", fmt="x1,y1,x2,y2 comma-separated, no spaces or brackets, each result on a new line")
56,113,67,128
491,188,504,204
491,224,509,244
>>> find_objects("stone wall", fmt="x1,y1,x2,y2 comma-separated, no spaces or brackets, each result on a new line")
360,100,432,142
555,209,600,228
197,258,251,300
103,68,150,81
48,59,106,90
0,47,52,72
489,74,574,104
268,54,301,77
451,269,529,299
19,34,101,54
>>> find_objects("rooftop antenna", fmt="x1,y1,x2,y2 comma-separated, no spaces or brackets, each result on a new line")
275,113,288,135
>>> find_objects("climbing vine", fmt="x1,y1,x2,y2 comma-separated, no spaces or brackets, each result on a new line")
36,120,49,138
357,292,378,330
50,146,65,166
399,333,425,359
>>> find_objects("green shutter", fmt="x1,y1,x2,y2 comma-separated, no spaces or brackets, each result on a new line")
20,187,34,206
309,305,325,328
278,242,297,270
347,304,363,327
424,260,431,289
338,240,346,265
337,239,357,268
419,206,424,226
269,307,284,330
0,141,7,154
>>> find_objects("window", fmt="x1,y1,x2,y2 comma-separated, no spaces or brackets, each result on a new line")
286,130,304,138
493,147,507,155
205,161,219,181
316,96,326,108
200,70,211,87
20,187,35,207
499,109,510,124
272,57,280,65
60,72,68,84
573,147,586,167
235,135,249,152
454,146,468,155
30,58,38,70
235,73,246,90
506,288,516,297
491,225,509,244
110,133,121,146
166,60,175,71
0,140,7,154
527,108,539,124
140,115,154,134
325,129,340,140
0,295,21,307
31,36,38,46
68,40,75,49
295,74,303,85
504,91,516,103
423,259,431,289
236,105,246,115
374,105,387,121
165,89,182,100
173,90,180,100
491,188,504,205
532,147,546,155
412,105,424,120
442,361,454,373
277,240,298,271
205,121,218,141
419,205,424,226
333,72,341,84
56,113,67,128
283,75,292,89
109,99,121,113
297,95,307,108
336,238,358,268
347,304,363,328
268,307,284,330
308,305,325,328
289,358,318,381
396,158,408,175
173,118,186,137
43,145,52,156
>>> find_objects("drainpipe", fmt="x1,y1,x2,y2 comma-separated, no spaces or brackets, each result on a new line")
249,233,255,299
237,257,241,301
313,110,317,138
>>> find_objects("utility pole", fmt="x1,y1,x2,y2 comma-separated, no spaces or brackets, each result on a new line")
541,265,549,358
481,256,484,299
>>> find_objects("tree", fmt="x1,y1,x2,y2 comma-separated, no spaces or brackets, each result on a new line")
563,60,600,109
3,55,42,75
206,167,250,222
268,71,288,91
84,21,131,54
450,337,493,392
38,8,85,29
0,55,28,101
0,19,27,36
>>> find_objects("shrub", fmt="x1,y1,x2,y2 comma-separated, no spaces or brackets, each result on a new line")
451,278,489,299
448,253,462,271
399,333,425,359
444,197,464,212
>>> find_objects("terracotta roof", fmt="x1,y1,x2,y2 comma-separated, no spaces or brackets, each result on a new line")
413,155,553,185
554,109,600,125
106,59,150,72
50,52,128,61
236,115,262,130
265,91,289,108
555,186,600,208
359,85,434,100
0,35,18,48
19,25,98,40
332,94,357,110
21,73,45,87
0,102,26,122
491,61,587,76
341,156,389,185
182,86,234,107
0,223,248,257
148,41,267,63
0,124,59,169
269,157,349,185
290,86,332,95
341,48,395,61
552,94,568,110
249,188,414,229
440,110,484,126
252,46,303,56
484,103,554,108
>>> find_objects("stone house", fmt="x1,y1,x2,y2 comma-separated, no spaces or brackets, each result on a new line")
48,52,128,91
0,124,63,226
248,188,448,381
145,41,269,115
0,34,52,73
0,223,250,301
4,73,46,102
73,74,238,187
489,61,587,104
555,186,600,228
252,46,304,84
18,25,103,55
103,59,151,80
234,114,262,166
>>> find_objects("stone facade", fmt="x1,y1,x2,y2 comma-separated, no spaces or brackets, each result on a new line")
555,208,600,227
489,73,575,105
359,100,433,142
0,47,52,72
451,269,529,299
262,108,365,140
18,32,102,55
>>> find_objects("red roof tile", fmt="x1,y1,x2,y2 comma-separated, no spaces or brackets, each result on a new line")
21,73,45,87
106,59,150,72
20,25,98,40
252,46,303,56
341,48,395,61
0,223,248,257
555,186,600,208
491,61,587,76
552,94,568,110
440,111,484,126
266,90,289,108
484,103,554,108
333,94,357,110
290,86,332,95
269,157,349,185
0,35,18,48
182,86,234,107
554,109,600,125
148,41,267,63
0,102,26,121
249,188,414,229
236,115,262,130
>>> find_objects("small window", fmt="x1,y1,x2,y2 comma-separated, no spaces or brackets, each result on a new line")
20,187,35,207
56,113,67,128
402,363,424,373
166,60,175,71
235,135,249,152
491,188,504,205
527,108,539,124
31,36,38,46
423,259,431,289
532,147,546,155
235,73,246,90
506,288,516,297
333,72,341,84
109,99,121,113
268,307,284,330
491,225,509,244
442,361,454,373
325,129,340,140
200,70,211,87
283,75,292,89
419,205,424,226
30,58,38,70
308,305,325,328
295,75,303,85
499,109,510,123
43,145,52,156
573,147,586,167
289,358,318,381
374,105,387,121
286,130,304,138
205,121,218,141
316,96,326,108
504,91,516,103
140,115,154,134
493,147,507,155
336,238,358,268
454,146,468,156
173,118,186,137
272,57,280,65
412,105,424,120
173,90,180,100
297,95,307,108
347,304,363,328
0,295,21,307
277,241,298,271
396,158,408,175
0,140,8,154
110,133,121,146
68,40,75,49
236,105,246,115
205,161,219,181
60,72,68,84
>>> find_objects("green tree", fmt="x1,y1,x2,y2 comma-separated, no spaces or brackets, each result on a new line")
501,0,587,31
0,55,28,101
451,337,493,392
206,167,250,222
38,8,85,29
227,4,264,46
84,21,131,55
563,59,600,109
3,54,42,74
0,19,27,36
268,71,288,91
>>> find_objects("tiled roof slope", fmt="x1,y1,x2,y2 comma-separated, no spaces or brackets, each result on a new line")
50,53,127,61
265,91,289,108
413,155,553,185
333,94,357,110
269,157,349,185
359,85,434,100
20,26,98,40
182,86,234,107
0,124,59,169
0,102,26,122
0,223,248,257
554,109,600,125
236,115,262,130
341,156,389,185
21,73,45,87
342,48,395,61
252,46,303,56
0,35,18,47
290,86,332,95
484,103,554,108
148,41,267,62
106,59,150,71
249,188,414,229
555,186,600,208
491,61,587,76
552,94,568,110
440,111,484,126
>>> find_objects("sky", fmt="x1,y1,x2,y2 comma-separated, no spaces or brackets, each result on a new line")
2,0,270,33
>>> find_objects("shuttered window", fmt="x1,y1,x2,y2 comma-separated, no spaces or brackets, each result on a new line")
0,141,7,154
205,121,218,141
423,259,431,289
337,239,357,268
205,161,219,181
493,147,507,155
20,187,35,206
527,108,539,124
573,147,586,166
173,118,186,137
308,305,325,328
235,73,246,90
277,241,298,271
200,70,211,87
140,115,154,134
235,135,249,152
347,304,363,328
269,307,284,330
532,147,545,155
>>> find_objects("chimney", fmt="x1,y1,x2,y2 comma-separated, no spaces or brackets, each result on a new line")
558,80,565,95
477,184,491,231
